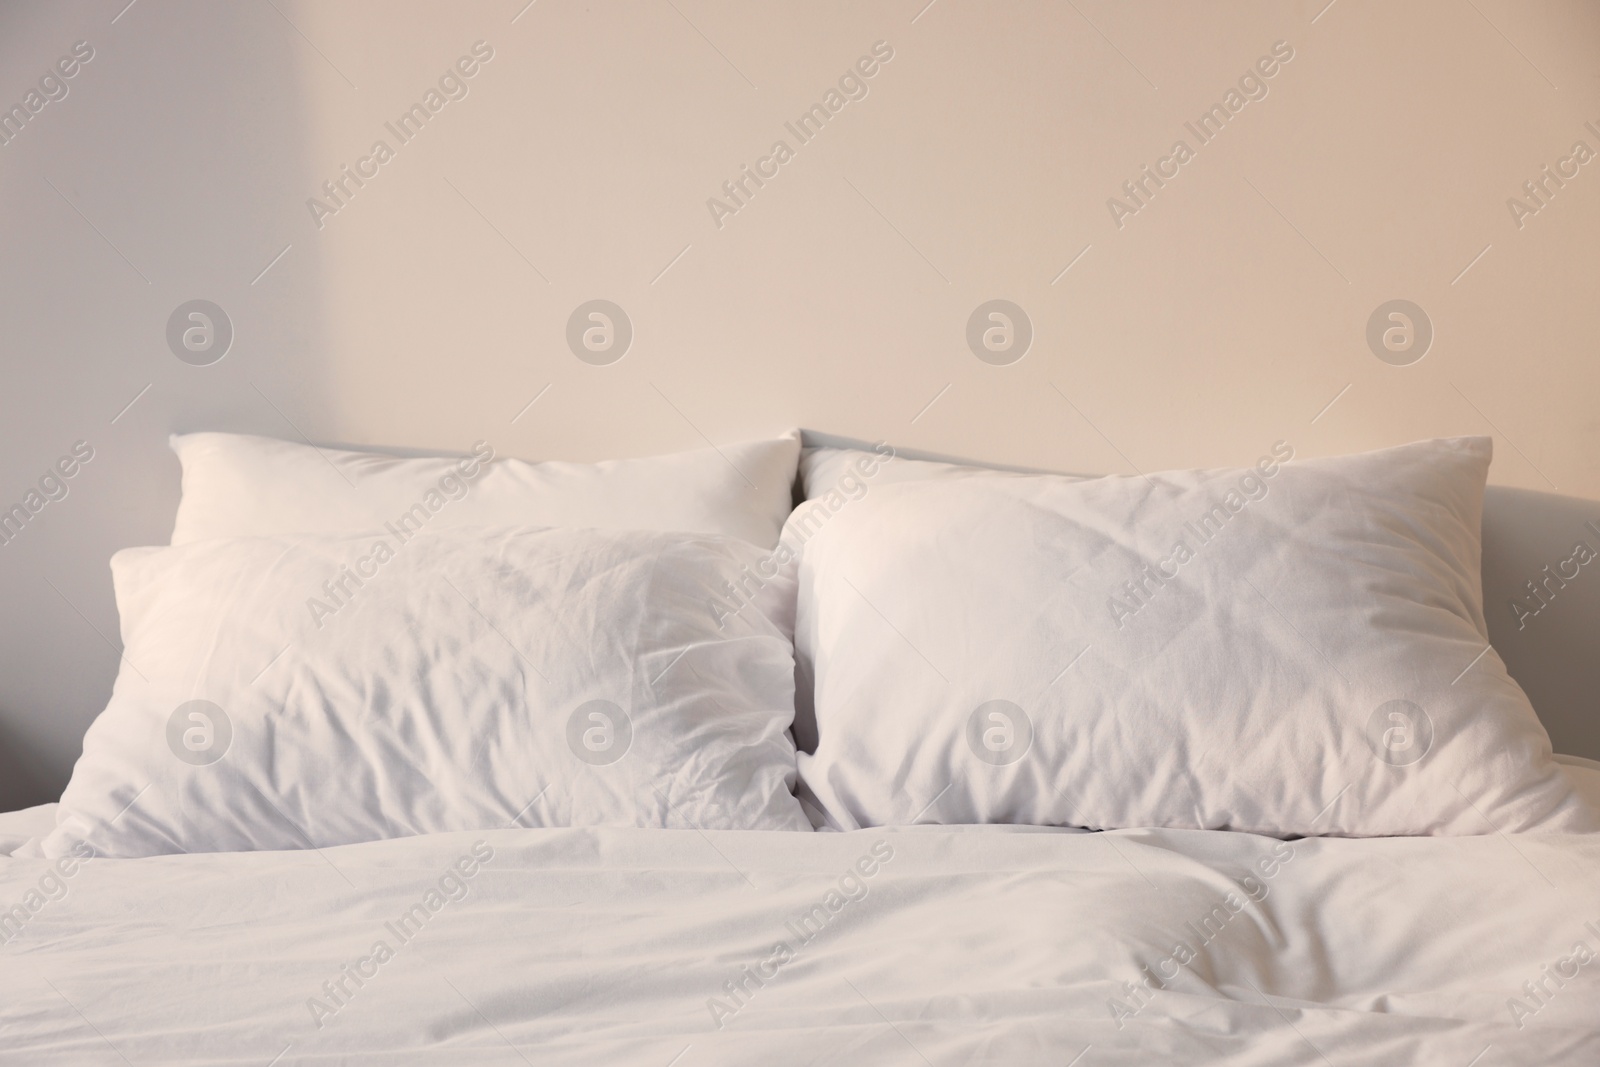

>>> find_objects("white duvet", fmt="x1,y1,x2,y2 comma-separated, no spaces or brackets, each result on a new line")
4,803,1599,1065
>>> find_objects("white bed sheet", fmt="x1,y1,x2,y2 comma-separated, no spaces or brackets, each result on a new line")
4,814,1600,1064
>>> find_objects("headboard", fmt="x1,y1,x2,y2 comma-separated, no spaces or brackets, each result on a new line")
1482,486,1600,761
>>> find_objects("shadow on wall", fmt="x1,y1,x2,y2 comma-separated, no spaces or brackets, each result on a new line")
0,0,329,808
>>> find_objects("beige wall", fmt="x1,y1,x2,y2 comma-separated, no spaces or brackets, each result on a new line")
302,0,1600,489
2,0,1598,804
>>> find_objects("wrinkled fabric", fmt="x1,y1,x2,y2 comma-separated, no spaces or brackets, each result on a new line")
3,823,1599,1064
795,437,1598,835
43,527,809,858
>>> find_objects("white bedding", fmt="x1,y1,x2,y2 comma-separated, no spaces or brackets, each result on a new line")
46,526,809,857
793,437,1597,837
5,813,1600,1064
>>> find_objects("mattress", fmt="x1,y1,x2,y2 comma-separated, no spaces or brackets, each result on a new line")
5,790,1600,1065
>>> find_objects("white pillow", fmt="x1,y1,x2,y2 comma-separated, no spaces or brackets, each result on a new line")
43,526,810,857
794,437,1600,836
168,431,800,549
802,444,1082,496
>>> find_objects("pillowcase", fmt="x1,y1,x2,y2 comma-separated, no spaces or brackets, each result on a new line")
43,526,810,858
793,436,1600,836
168,431,801,549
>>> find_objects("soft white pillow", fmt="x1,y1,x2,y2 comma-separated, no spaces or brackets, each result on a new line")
794,437,1600,836
168,431,800,549
802,444,1082,497
43,526,810,857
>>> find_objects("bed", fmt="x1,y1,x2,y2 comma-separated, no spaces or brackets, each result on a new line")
5,432,1599,1065
6,795,1600,1064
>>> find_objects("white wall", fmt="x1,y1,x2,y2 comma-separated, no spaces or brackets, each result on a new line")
3,0,1599,807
